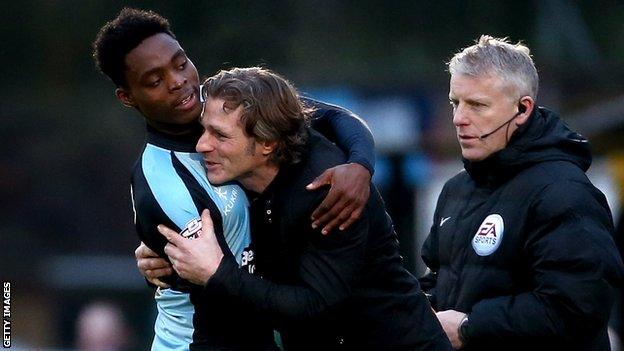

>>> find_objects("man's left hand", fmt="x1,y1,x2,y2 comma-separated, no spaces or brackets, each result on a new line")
435,310,466,349
157,209,224,286
306,163,371,235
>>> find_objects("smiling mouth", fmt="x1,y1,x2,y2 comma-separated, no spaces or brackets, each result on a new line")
180,94,192,105
175,92,196,109
204,159,219,167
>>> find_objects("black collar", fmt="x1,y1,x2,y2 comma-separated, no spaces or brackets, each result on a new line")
145,123,203,152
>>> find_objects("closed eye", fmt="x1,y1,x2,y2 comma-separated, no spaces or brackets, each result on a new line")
467,99,488,108
209,128,230,140
215,132,229,140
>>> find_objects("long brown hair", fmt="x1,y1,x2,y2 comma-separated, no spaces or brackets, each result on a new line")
202,67,312,166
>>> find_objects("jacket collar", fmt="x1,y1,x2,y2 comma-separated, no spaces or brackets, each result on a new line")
463,106,592,186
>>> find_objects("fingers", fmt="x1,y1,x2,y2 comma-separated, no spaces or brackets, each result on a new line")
158,224,183,246
311,163,371,230
201,210,221,252
306,169,332,190
200,209,214,237
134,243,143,259
314,197,351,233
311,190,342,225
319,205,353,235
137,257,171,272
148,277,171,289
135,241,158,260
137,256,173,286
319,203,363,234
338,208,362,231
163,242,178,261
314,195,365,234
145,267,174,279
337,187,367,231
135,242,175,283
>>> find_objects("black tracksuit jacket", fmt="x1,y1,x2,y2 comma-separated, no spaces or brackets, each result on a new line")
206,130,452,351
421,107,624,350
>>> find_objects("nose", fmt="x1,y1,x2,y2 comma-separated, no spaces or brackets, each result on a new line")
169,71,187,91
196,130,215,153
452,104,470,127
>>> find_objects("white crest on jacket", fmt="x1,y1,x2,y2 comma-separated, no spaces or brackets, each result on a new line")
472,214,504,256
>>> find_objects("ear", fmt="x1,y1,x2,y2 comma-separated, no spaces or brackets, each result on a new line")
261,141,277,156
115,87,135,108
515,96,534,126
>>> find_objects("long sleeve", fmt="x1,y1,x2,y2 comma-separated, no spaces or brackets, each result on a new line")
304,97,375,175
420,182,451,310
203,200,368,325
467,180,624,342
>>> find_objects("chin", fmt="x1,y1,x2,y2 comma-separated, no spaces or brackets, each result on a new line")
462,150,487,162
207,174,228,185
207,176,222,185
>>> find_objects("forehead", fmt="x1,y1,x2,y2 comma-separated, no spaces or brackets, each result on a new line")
201,97,244,129
124,33,183,75
449,73,507,99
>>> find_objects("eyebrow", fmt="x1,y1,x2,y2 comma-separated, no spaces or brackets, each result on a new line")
139,49,186,81
209,123,230,137
465,96,489,105
171,49,186,62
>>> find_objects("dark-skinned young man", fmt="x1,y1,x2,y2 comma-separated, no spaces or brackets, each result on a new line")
93,8,376,351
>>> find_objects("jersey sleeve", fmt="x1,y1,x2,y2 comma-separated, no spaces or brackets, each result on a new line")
304,97,376,175
131,146,202,258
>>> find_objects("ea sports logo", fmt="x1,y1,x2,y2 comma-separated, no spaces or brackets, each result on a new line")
472,214,504,256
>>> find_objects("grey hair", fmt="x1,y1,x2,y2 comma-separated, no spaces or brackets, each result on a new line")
448,35,539,100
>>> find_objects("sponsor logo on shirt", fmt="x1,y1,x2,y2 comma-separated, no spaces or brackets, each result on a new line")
472,214,504,256
214,187,228,201
180,218,202,239
212,186,239,217
241,246,256,274
223,188,239,217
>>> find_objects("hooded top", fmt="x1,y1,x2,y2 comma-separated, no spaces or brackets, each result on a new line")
463,106,591,186
421,107,624,351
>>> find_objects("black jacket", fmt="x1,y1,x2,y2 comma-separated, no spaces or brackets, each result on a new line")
131,98,375,350
421,107,624,350
206,130,452,351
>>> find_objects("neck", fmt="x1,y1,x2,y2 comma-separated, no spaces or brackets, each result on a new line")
147,119,202,136
239,163,280,194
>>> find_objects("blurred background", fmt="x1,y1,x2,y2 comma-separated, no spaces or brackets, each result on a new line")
1,0,623,349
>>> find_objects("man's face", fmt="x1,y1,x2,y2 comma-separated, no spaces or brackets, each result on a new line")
449,73,519,162
196,97,268,186
118,33,201,125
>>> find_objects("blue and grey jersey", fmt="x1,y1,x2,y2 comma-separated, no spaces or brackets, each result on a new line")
130,125,275,351
129,99,377,350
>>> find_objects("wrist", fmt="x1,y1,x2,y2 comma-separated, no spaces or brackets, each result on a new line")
347,157,374,176
458,315,472,345
206,253,224,281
